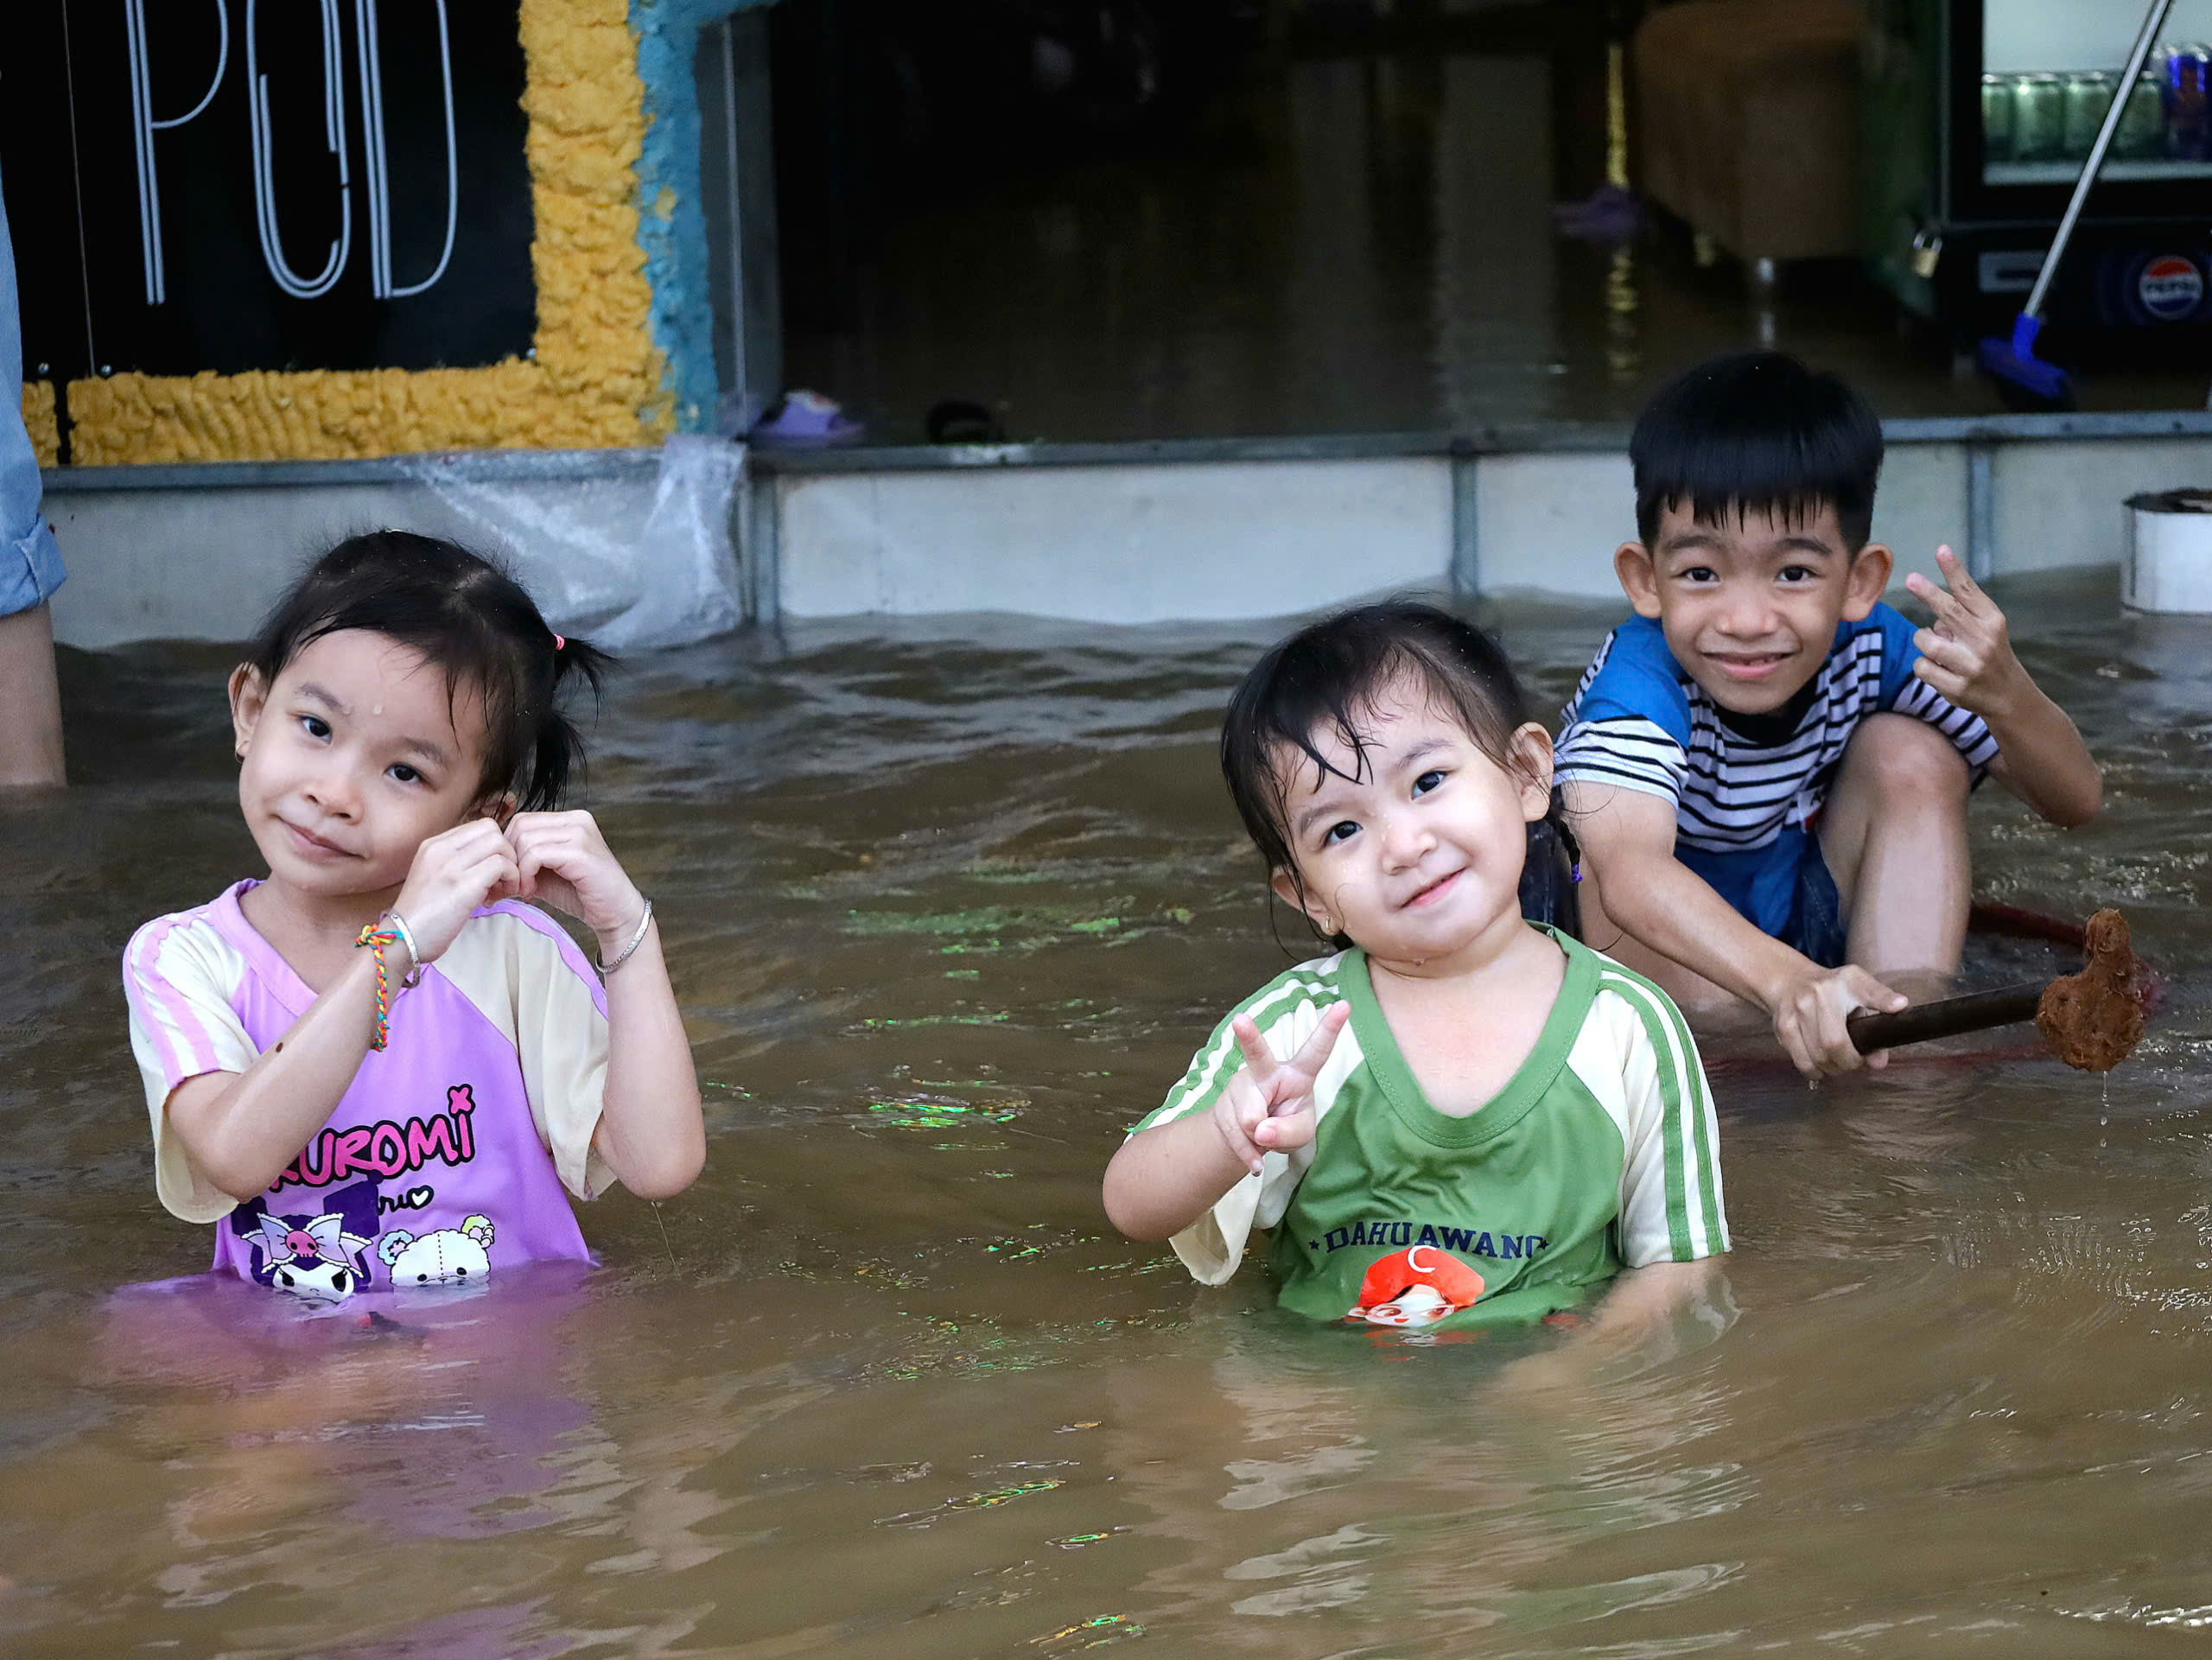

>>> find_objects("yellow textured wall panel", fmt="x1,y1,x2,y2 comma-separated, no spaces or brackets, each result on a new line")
66,363,659,467
21,382,58,467
65,0,671,467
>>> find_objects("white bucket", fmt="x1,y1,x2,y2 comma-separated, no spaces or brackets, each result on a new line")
2125,488,2212,614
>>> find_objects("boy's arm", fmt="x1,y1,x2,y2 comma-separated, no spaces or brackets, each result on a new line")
1566,781,1905,1076
1905,545,2101,827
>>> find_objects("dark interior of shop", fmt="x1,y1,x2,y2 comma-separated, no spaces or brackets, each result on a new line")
767,0,2212,446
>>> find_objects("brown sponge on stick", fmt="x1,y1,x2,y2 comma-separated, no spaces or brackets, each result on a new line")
2034,908,2146,1072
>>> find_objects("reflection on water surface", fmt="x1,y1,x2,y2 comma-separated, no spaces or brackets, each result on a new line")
4,572,2212,1656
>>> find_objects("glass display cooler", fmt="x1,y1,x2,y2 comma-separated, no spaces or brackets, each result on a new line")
1866,0,2212,357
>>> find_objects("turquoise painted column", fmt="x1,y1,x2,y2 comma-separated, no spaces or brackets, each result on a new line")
631,0,780,430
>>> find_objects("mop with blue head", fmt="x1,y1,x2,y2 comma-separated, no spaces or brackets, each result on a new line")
1978,0,2175,411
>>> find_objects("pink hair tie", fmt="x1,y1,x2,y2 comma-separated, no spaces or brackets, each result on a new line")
552,633,566,651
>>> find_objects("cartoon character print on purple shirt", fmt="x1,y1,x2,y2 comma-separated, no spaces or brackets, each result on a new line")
131,885,601,1293
380,1213,497,1288
232,1179,383,1304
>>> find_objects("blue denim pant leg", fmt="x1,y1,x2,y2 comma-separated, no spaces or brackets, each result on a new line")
0,157,64,620
0,499,65,619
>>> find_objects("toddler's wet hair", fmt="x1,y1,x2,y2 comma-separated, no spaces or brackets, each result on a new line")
244,531,610,811
1632,350,1884,551
1220,600,1551,879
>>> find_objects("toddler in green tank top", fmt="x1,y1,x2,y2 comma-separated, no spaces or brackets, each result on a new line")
1103,602,1730,1334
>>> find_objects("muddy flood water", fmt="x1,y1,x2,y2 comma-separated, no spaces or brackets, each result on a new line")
5,570,2212,1657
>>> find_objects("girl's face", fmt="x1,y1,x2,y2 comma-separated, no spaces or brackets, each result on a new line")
1268,674,1553,971
230,630,495,902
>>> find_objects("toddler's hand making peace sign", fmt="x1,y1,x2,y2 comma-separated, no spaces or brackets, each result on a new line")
1212,1003,1352,1175
1904,544,2029,720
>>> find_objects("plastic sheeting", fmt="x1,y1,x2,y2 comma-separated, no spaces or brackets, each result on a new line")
395,435,746,650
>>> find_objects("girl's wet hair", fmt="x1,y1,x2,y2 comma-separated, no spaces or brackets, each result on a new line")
243,531,610,811
1221,601,1575,928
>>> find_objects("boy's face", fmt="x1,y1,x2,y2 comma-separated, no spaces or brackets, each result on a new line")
1615,502,1892,715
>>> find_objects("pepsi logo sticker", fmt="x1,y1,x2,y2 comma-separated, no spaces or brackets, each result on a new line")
2139,256,2204,321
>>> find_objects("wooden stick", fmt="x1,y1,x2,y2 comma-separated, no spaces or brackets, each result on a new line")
1847,981,2048,1053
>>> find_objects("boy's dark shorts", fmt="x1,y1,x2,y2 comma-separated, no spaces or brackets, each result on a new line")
1780,840,1847,969
1680,824,1847,969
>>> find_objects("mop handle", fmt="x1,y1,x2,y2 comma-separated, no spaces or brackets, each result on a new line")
2024,0,2177,321
1845,981,2046,1053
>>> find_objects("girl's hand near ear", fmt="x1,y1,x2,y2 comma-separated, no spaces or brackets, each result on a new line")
393,820,522,964
503,811,648,956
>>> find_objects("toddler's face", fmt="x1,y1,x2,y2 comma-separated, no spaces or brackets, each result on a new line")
1269,674,1551,973
1624,502,1889,716
231,629,494,901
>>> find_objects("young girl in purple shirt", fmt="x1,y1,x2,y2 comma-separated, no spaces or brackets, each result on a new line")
124,531,703,1302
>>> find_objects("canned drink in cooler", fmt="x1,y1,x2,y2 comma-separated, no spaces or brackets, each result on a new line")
2012,72,2066,161
2165,43,2212,159
2063,71,2115,158
2118,69,2166,158
1982,72,2017,161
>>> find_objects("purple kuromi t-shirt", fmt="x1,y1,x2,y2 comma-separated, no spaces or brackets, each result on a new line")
124,881,614,1303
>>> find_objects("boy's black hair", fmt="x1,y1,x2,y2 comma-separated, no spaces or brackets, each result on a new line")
243,531,611,811
1632,351,1884,551
1220,601,1575,944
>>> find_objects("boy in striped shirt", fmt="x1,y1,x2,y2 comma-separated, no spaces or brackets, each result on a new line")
1557,353,2102,1078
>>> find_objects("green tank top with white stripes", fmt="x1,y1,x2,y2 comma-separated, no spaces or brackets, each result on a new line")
1135,927,1729,1329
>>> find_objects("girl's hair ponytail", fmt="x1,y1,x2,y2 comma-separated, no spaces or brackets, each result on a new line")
521,630,613,811
1519,791,1582,941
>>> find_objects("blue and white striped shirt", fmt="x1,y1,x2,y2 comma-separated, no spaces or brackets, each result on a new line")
1554,606,1998,855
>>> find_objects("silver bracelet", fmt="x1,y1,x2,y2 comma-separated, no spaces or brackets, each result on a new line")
597,899,655,974
382,910,426,988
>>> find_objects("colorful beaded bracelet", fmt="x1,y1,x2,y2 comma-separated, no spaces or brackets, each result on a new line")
353,913,421,1052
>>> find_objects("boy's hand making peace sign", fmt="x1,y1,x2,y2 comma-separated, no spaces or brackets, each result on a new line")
1213,1003,1352,1174
1901,541,2102,828
1904,544,2028,720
